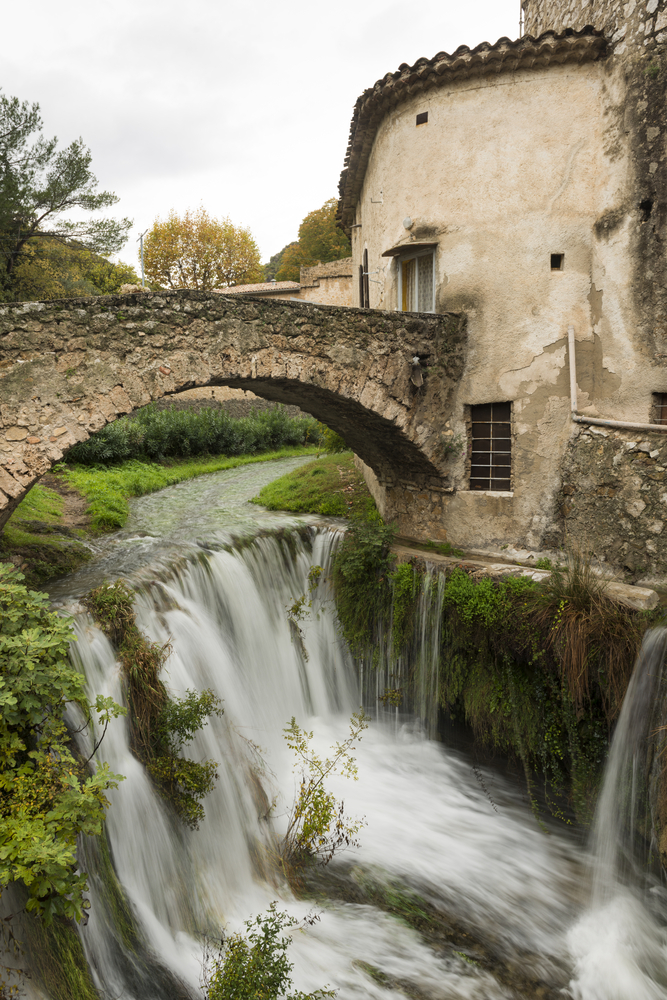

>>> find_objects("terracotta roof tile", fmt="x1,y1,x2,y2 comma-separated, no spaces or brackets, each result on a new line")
215,281,301,295
337,26,606,232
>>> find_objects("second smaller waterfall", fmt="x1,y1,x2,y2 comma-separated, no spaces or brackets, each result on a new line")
569,627,667,1000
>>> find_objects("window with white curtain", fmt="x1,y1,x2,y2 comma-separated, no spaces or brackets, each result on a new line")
398,250,435,313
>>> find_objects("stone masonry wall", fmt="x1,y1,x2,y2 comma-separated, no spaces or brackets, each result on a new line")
299,258,353,308
523,0,667,52
0,290,466,534
547,424,667,582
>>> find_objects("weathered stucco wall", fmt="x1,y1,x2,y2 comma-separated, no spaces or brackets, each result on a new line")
350,55,654,550
299,259,353,307
341,21,667,562
0,290,465,532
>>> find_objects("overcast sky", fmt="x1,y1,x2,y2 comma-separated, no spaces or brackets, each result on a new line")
3,0,520,272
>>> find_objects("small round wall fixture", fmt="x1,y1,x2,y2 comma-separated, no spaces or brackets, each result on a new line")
403,217,413,230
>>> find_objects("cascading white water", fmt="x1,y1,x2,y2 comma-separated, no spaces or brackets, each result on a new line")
359,565,446,737
64,526,597,1000
568,628,667,1000
49,455,667,1000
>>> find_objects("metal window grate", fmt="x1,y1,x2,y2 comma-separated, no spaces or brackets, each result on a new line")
416,111,428,125
654,393,667,425
470,402,512,491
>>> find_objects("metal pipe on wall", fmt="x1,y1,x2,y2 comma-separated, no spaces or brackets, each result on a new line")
567,324,667,433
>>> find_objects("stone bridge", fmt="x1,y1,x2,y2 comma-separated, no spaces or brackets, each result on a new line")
0,290,466,538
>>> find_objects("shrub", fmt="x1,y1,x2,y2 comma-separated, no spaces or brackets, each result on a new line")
83,581,223,827
331,518,395,657
203,904,335,1000
0,564,124,923
281,712,368,872
67,404,323,465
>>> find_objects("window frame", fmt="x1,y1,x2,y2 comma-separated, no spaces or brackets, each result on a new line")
653,392,667,425
468,401,513,494
396,248,435,314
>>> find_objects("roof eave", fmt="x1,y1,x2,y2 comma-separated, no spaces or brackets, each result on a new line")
336,26,607,236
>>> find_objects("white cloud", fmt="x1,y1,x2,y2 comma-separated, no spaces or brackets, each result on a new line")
2,0,518,269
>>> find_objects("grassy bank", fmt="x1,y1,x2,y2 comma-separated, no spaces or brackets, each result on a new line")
0,483,93,589
251,452,377,520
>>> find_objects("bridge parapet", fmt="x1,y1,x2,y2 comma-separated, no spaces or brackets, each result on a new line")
0,290,466,535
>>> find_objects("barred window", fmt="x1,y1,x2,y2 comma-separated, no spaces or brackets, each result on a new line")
470,402,512,491
653,393,667,425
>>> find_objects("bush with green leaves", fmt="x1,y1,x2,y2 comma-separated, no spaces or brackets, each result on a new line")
0,564,124,923
331,518,395,657
203,903,335,1000
67,404,323,465
84,581,223,828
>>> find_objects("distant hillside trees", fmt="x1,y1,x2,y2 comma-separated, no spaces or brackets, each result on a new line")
275,198,351,282
143,207,262,290
0,90,132,301
263,245,292,282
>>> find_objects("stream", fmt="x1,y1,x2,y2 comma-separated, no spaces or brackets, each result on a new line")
44,457,667,998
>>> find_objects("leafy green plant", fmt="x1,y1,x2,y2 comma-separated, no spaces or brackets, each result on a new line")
332,518,395,657
84,581,223,828
534,557,553,570
203,903,335,1000
67,403,323,465
0,564,124,923
316,423,347,454
147,690,223,828
281,712,368,871
439,433,464,459
389,562,419,654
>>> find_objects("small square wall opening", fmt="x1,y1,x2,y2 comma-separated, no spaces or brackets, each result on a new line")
416,112,428,126
551,253,564,271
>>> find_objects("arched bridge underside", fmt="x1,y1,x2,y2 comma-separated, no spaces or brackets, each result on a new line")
0,290,466,536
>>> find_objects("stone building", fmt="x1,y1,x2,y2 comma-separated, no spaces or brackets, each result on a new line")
219,258,353,307
337,0,667,582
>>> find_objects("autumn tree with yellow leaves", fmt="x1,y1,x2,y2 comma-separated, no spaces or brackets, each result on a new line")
143,207,262,290
275,199,351,283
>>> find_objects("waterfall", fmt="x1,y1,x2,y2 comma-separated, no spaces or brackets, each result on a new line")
568,627,667,1000
64,527,593,999
359,564,446,737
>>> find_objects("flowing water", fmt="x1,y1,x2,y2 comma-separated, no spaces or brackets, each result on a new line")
43,459,667,998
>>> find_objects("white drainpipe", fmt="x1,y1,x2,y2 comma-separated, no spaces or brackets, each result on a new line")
567,325,667,434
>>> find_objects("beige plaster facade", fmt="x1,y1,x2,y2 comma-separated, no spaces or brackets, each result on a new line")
298,259,353,307
216,259,353,308
338,13,667,571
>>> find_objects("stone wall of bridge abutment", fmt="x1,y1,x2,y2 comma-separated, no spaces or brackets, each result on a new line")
0,290,466,534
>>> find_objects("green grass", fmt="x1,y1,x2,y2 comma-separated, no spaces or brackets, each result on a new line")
62,446,320,532
0,484,92,587
11,483,64,523
250,452,377,519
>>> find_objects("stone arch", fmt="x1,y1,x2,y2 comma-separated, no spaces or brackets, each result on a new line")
0,291,466,536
